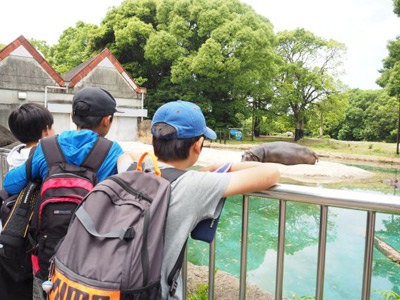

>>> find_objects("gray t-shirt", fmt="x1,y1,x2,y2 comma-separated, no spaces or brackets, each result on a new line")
160,169,230,299
118,160,230,299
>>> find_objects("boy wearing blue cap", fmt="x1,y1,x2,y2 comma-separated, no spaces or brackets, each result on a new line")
118,100,280,300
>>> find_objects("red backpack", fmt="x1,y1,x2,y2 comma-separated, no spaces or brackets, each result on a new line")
29,135,112,280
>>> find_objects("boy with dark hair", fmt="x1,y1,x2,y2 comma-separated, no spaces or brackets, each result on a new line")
7,103,54,168
3,87,124,300
4,87,123,194
118,100,280,300
1,103,54,300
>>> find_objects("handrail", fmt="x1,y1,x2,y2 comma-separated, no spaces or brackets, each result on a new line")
251,184,400,214
200,184,400,300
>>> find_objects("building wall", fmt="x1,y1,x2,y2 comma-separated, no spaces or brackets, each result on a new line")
0,56,58,91
73,67,140,101
0,47,146,141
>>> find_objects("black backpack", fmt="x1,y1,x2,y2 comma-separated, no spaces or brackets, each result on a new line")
29,135,112,280
0,147,38,282
47,152,186,300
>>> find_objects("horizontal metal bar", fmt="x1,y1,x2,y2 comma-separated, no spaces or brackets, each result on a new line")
248,184,400,215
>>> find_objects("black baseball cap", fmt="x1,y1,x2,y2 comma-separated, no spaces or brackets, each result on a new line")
72,87,121,117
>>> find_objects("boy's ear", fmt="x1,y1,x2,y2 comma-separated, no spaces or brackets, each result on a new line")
42,125,55,138
102,115,112,127
193,137,204,155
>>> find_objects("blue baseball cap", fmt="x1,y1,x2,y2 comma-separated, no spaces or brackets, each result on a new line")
151,100,217,139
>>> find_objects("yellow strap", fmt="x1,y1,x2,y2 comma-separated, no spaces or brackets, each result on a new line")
136,152,161,177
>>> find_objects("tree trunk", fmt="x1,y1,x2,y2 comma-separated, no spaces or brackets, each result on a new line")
294,120,304,141
254,116,260,137
397,96,400,155
319,111,323,138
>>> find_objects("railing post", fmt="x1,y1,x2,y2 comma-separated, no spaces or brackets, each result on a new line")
208,238,216,300
362,211,376,300
316,205,328,300
182,246,188,299
239,195,250,300
275,200,287,300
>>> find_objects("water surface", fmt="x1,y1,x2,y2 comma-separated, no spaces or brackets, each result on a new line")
188,162,400,299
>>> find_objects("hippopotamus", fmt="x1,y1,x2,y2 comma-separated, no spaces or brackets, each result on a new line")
241,142,319,165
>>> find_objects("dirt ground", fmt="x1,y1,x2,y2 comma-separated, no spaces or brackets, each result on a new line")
187,263,277,300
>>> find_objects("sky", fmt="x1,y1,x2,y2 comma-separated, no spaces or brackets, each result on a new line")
1,0,399,90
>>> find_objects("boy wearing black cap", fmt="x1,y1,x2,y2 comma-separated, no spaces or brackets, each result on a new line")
4,87,123,195
118,100,280,300
3,87,124,299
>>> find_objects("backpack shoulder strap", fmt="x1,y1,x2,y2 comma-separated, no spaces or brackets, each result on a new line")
161,168,186,183
40,135,65,167
25,146,37,182
80,136,113,172
162,167,187,296
168,240,187,296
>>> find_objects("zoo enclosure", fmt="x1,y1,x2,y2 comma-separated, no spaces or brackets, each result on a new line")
1,150,400,300
184,184,400,300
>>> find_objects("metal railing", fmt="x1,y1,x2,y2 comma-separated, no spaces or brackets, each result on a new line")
1,147,400,299
185,184,400,300
0,149,10,189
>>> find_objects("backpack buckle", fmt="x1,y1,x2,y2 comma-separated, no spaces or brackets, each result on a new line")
169,280,178,296
123,227,135,240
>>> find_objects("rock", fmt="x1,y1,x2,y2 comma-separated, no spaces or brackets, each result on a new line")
187,263,276,300
0,125,17,147
374,236,400,264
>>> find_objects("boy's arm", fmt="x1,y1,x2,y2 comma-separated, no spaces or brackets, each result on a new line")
117,152,143,173
222,162,280,197
3,144,47,195
3,162,28,195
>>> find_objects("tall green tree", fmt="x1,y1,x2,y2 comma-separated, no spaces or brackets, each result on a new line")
51,21,99,74
308,92,349,138
328,89,398,142
274,28,345,141
394,0,400,16
89,0,278,127
377,36,400,152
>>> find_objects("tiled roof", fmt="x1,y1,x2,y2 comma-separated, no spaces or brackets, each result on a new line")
0,35,65,87
63,48,147,94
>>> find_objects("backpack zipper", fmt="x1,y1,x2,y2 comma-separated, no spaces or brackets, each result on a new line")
49,173,89,180
107,177,152,203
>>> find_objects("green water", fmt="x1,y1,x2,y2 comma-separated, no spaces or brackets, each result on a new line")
188,162,400,299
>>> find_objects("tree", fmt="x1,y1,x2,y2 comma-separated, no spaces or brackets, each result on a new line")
394,0,400,16
377,36,400,152
89,0,278,127
0,43,5,50
274,28,345,141
308,92,349,138
50,21,99,74
328,89,398,142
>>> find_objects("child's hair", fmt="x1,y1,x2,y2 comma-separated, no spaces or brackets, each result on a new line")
72,101,112,129
152,123,202,161
8,103,54,143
